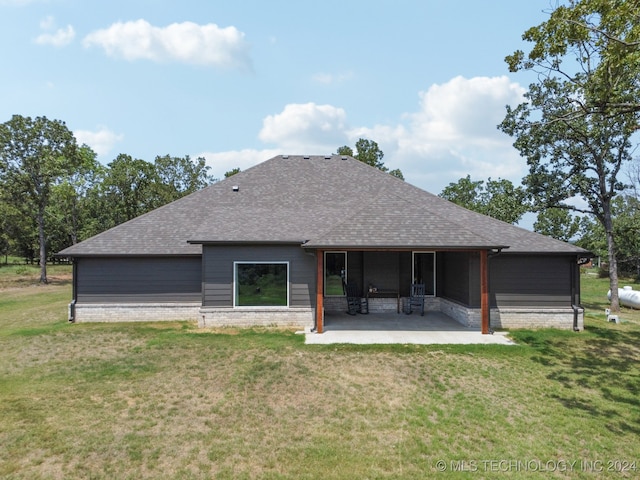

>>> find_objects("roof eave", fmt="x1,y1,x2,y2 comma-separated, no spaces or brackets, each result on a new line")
301,243,510,251
188,239,306,246
55,252,202,258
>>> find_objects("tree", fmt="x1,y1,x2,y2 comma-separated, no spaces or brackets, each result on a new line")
577,196,640,277
153,154,213,204
337,138,404,179
224,167,241,178
439,175,484,210
0,115,81,283
499,0,640,311
82,153,214,235
98,154,159,227
439,175,529,224
0,197,20,263
48,145,102,248
534,208,581,242
610,195,640,276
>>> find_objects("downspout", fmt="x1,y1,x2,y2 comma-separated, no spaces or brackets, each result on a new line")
68,259,77,323
571,257,581,332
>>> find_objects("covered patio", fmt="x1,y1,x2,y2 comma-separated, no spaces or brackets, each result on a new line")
313,248,494,336
303,310,515,345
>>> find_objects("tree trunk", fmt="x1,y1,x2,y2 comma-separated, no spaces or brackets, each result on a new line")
37,206,48,284
605,214,619,312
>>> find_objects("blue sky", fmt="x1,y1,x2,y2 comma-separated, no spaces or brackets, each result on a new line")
0,0,551,204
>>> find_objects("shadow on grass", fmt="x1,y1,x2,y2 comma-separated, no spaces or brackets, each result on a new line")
514,325,640,435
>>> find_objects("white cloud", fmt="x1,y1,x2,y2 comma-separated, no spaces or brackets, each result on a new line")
348,76,528,193
203,76,527,198
82,19,251,69
75,126,123,156
312,71,354,85
34,16,75,47
197,149,280,180
258,103,349,153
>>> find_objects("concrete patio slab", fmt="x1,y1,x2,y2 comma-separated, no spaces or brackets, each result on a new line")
303,311,516,345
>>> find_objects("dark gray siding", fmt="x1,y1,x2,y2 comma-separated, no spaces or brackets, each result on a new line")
398,251,412,297
347,251,364,296
202,245,316,307
490,254,573,307
440,251,474,305
363,252,400,292
76,256,202,303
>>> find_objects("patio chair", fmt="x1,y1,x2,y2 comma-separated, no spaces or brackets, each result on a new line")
345,282,362,315
405,283,425,316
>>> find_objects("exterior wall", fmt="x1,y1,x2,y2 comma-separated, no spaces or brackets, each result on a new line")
347,251,364,294
439,251,474,305
198,307,314,328
439,298,583,330
491,307,583,330
324,296,349,313
70,249,583,330
437,253,581,330
202,244,316,308
76,256,202,303
439,298,480,328
490,254,574,308
363,251,400,292
73,303,201,323
72,256,202,323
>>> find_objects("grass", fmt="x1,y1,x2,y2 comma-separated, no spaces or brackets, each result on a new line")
1,266,640,478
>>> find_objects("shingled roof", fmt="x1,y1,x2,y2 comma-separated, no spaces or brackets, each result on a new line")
59,155,589,257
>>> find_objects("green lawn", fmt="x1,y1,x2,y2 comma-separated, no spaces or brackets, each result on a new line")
1,266,640,479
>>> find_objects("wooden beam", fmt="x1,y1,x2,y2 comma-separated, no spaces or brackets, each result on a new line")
480,249,489,334
316,249,324,333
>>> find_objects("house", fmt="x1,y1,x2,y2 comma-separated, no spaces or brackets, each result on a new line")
58,154,591,333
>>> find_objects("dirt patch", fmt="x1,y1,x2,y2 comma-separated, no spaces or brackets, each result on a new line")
0,272,72,291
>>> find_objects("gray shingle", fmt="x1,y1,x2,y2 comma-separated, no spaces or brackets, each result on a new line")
58,155,589,256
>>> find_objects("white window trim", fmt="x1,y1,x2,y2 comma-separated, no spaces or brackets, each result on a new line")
412,251,436,297
233,261,290,308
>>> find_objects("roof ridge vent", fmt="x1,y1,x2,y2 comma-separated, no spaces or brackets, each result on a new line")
303,155,310,159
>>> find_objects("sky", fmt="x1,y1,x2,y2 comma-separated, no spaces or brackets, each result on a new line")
0,0,555,225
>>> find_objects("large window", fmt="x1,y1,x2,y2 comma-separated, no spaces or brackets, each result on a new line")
234,262,289,307
324,252,346,296
413,252,436,296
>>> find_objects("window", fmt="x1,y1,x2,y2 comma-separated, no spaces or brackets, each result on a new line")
234,262,289,307
324,252,347,296
413,252,436,296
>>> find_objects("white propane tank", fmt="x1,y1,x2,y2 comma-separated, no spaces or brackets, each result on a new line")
607,285,640,309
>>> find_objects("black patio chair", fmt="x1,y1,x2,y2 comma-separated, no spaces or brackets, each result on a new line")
405,283,425,316
345,282,361,315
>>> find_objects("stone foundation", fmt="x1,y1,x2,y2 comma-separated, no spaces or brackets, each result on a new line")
439,298,481,328
324,296,348,313
71,303,201,323
439,298,583,330
70,299,583,331
491,307,583,330
199,307,314,328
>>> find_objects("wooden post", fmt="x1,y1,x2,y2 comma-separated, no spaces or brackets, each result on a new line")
316,249,324,333
480,249,489,334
